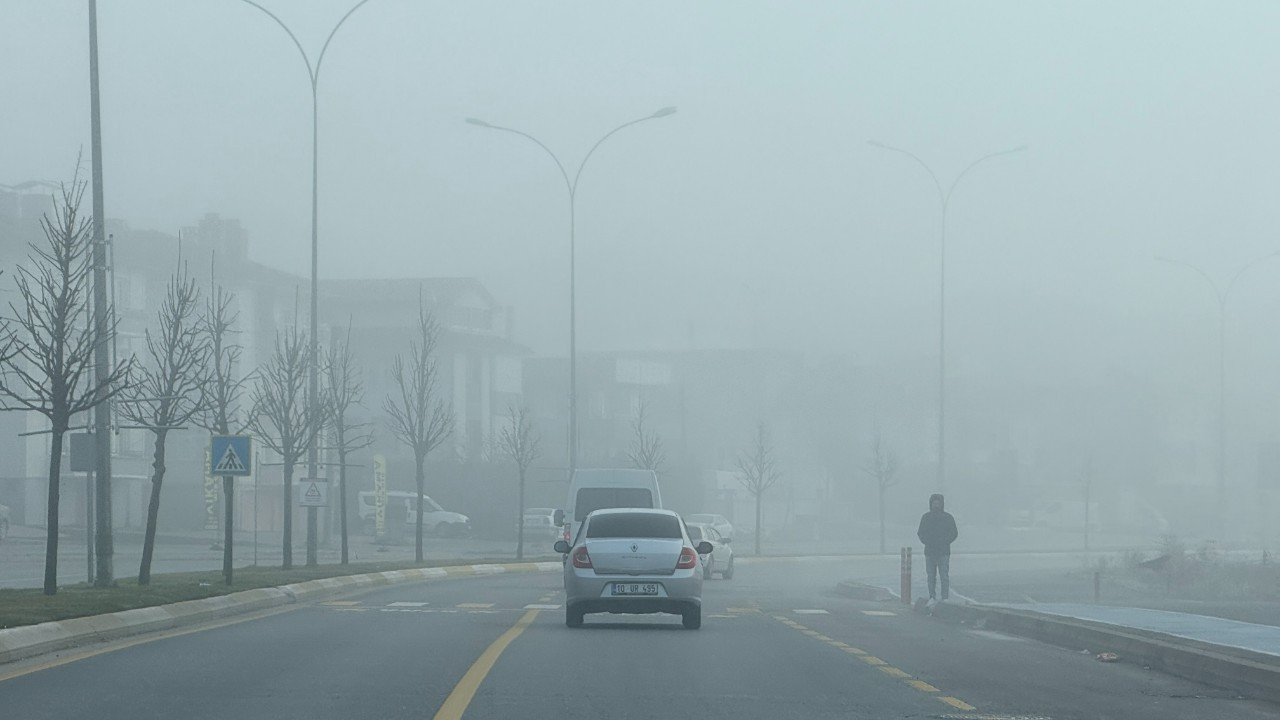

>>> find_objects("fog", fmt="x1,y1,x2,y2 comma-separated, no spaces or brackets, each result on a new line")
5,1,1280,546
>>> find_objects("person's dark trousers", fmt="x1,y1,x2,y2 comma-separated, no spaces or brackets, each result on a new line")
925,553,950,600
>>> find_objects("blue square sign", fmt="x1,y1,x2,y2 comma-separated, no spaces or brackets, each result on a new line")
210,435,252,476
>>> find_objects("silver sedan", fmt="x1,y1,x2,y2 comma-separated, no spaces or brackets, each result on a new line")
554,508,714,629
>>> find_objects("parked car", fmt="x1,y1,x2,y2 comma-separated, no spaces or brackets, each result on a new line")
0,503,9,543
686,513,733,541
686,522,734,580
520,507,561,539
356,491,471,537
555,508,713,629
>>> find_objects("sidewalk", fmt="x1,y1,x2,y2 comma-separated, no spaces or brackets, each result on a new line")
986,602,1280,658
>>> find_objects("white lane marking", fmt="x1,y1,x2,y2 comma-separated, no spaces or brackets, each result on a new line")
965,629,1025,642
388,601,428,607
793,609,829,615
322,601,361,606
861,610,897,616
524,604,561,610
457,603,495,609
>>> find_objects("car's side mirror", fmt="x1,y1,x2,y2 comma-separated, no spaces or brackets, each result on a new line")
553,540,571,554
553,509,565,526
695,541,714,555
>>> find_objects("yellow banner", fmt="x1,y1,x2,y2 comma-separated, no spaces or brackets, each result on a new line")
373,454,387,534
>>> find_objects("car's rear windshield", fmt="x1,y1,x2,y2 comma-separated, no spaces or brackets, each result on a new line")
586,513,682,539
574,488,654,521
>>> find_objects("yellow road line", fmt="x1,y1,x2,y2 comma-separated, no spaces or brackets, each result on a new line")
841,646,867,655
906,679,939,693
938,696,976,711
0,604,296,684
878,666,911,679
432,608,540,720
860,655,887,666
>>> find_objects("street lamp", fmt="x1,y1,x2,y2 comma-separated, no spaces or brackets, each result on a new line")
238,0,378,567
1155,251,1280,536
868,141,1025,492
467,108,677,476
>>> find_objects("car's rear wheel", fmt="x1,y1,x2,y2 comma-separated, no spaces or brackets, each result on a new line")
565,606,584,628
722,557,734,580
682,606,702,630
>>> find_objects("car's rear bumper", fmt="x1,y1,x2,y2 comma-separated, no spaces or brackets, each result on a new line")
564,568,702,614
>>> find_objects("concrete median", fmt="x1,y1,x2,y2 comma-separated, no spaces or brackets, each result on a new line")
929,600,1280,704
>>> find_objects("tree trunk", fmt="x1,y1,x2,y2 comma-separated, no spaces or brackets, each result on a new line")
282,459,294,569
223,475,234,584
44,428,65,596
516,468,526,561
414,453,425,564
139,430,168,585
878,483,886,555
339,444,349,565
754,491,762,557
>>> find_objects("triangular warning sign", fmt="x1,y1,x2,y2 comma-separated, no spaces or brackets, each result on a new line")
214,444,245,473
305,483,322,500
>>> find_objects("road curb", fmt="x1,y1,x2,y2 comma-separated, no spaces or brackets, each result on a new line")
929,601,1280,704
833,580,897,602
0,560,562,667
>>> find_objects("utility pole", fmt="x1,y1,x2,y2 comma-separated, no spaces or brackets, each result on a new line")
88,0,114,586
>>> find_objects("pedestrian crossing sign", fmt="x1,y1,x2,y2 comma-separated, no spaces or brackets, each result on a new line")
211,435,252,476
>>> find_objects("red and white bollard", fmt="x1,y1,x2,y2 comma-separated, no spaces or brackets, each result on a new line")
900,546,912,605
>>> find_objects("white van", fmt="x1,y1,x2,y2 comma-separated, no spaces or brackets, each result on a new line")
356,491,471,537
557,468,662,545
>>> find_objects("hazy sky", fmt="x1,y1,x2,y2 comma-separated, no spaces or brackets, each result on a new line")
5,0,1280,399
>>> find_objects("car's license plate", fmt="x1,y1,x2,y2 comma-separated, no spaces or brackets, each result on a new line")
611,583,659,596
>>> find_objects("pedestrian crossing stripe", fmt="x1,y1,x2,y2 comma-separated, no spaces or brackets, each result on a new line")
793,609,829,614
214,443,246,473
862,610,897,616
524,604,561,610
388,602,428,607
457,603,494,609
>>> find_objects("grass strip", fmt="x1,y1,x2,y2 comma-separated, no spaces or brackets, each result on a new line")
0,556,555,629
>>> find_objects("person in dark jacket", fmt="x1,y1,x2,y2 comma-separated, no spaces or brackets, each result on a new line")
917,493,958,601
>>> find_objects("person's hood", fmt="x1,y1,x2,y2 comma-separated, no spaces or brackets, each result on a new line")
928,493,945,511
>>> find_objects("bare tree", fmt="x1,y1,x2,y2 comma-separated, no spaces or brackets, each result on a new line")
737,422,782,556
384,297,454,564
497,405,541,560
627,399,666,474
119,264,210,584
250,323,326,569
0,176,129,595
196,278,250,583
861,428,901,554
323,323,374,565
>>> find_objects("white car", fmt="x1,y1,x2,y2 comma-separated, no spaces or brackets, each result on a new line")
555,508,713,629
520,507,561,539
686,522,734,579
686,513,733,541
0,503,9,543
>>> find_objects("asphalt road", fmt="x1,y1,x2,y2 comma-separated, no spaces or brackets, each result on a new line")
3,557,1279,719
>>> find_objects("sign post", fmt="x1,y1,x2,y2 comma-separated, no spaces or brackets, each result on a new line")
300,478,329,508
70,433,96,584
210,435,252,585
900,546,912,606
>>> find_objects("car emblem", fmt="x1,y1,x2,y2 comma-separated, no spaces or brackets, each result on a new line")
630,543,638,553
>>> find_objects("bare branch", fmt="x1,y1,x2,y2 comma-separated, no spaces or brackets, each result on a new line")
196,278,249,436
627,399,666,473
497,404,541,473
383,297,454,461
737,421,782,498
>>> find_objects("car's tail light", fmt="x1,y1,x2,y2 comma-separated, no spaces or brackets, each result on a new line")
563,527,571,543
571,546,593,569
676,546,698,569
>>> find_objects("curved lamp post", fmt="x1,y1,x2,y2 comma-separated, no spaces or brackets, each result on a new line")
1155,251,1280,535
466,108,676,477
869,141,1026,491
237,0,378,567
